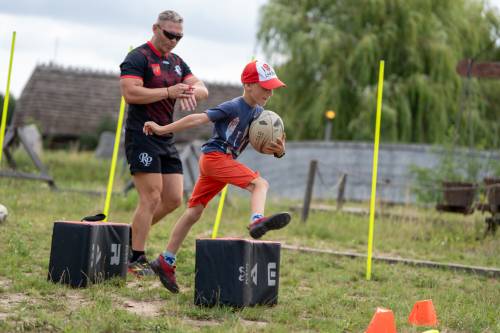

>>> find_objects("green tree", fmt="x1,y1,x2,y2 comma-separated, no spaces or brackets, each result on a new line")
0,93,16,127
258,0,500,147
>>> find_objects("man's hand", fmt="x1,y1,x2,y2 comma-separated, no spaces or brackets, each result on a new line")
143,121,164,136
179,94,197,112
168,83,194,99
262,137,286,156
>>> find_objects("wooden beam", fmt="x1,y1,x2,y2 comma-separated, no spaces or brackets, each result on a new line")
456,59,500,78
282,244,500,277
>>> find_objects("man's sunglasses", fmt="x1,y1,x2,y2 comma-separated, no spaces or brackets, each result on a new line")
159,27,183,41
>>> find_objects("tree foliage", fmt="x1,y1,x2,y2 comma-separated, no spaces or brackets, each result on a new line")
258,0,500,147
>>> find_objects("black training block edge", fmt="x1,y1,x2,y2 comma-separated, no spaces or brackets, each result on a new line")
194,238,281,307
48,221,130,287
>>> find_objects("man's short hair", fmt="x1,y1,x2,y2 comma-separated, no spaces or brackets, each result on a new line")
158,10,183,24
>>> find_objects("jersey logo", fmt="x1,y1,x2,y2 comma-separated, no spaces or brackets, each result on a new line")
151,63,161,76
174,65,182,77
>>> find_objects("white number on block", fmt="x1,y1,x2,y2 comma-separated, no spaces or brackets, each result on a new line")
267,262,276,286
251,263,258,285
110,244,121,265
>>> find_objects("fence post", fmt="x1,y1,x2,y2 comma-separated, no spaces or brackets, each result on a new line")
301,160,317,223
336,173,347,211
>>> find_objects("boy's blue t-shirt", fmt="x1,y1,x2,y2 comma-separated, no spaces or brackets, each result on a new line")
201,96,263,159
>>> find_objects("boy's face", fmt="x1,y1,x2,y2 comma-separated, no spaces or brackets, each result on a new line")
246,83,274,106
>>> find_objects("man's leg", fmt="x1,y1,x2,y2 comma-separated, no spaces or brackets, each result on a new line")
152,173,183,225
131,172,163,252
128,172,163,276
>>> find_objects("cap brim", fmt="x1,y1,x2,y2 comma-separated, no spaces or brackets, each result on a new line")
259,78,286,89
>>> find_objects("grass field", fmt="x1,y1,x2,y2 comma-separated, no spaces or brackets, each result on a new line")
0,150,499,332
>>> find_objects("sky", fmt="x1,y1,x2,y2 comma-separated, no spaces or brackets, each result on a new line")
0,0,268,98
1,0,500,99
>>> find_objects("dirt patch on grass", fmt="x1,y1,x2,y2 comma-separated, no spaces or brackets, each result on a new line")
183,318,220,327
117,297,163,317
239,318,268,328
65,290,91,312
0,276,11,290
0,293,29,320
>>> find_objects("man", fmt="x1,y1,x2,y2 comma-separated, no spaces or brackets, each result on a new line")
120,10,209,276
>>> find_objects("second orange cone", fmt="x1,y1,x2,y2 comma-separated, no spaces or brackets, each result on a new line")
408,299,438,326
365,307,397,333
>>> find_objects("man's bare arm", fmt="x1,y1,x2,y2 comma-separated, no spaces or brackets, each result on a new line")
120,77,194,104
183,75,209,101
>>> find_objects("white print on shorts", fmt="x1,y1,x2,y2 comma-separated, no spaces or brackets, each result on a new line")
138,152,153,167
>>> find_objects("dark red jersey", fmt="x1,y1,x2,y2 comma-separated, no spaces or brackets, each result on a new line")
120,41,193,134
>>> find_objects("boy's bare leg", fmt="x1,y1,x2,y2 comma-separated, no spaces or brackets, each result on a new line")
166,204,205,254
246,176,291,239
246,177,269,215
151,204,204,293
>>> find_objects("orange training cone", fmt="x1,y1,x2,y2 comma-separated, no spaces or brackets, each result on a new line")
408,299,438,326
365,307,397,333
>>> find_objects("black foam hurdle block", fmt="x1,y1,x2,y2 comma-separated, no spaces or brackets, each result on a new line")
194,238,280,307
48,221,130,287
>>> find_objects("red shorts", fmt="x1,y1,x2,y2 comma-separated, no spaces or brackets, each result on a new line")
188,152,259,207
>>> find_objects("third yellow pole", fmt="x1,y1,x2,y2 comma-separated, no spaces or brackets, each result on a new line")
211,185,228,238
366,60,385,280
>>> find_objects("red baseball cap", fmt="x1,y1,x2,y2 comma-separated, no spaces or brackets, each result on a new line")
241,60,286,89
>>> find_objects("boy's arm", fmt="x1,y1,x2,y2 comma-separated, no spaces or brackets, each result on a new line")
144,113,210,136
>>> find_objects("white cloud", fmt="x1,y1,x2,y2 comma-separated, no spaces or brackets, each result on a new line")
0,0,267,97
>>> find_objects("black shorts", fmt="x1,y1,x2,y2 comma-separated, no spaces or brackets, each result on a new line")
124,129,183,175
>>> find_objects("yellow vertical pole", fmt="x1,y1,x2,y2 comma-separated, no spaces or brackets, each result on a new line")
366,60,385,280
103,46,132,221
211,185,228,238
0,31,17,164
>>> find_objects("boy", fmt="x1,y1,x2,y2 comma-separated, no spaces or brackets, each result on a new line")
143,60,291,293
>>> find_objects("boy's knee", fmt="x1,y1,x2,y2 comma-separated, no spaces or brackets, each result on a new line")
253,177,269,190
187,205,204,222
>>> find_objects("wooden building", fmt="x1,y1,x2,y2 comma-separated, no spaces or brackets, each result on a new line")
13,63,241,143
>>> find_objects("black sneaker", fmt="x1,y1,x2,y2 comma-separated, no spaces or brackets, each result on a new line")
150,255,179,293
128,254,156,277
248,212,291,239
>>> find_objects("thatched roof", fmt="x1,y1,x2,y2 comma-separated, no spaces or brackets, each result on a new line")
14,63,241,142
